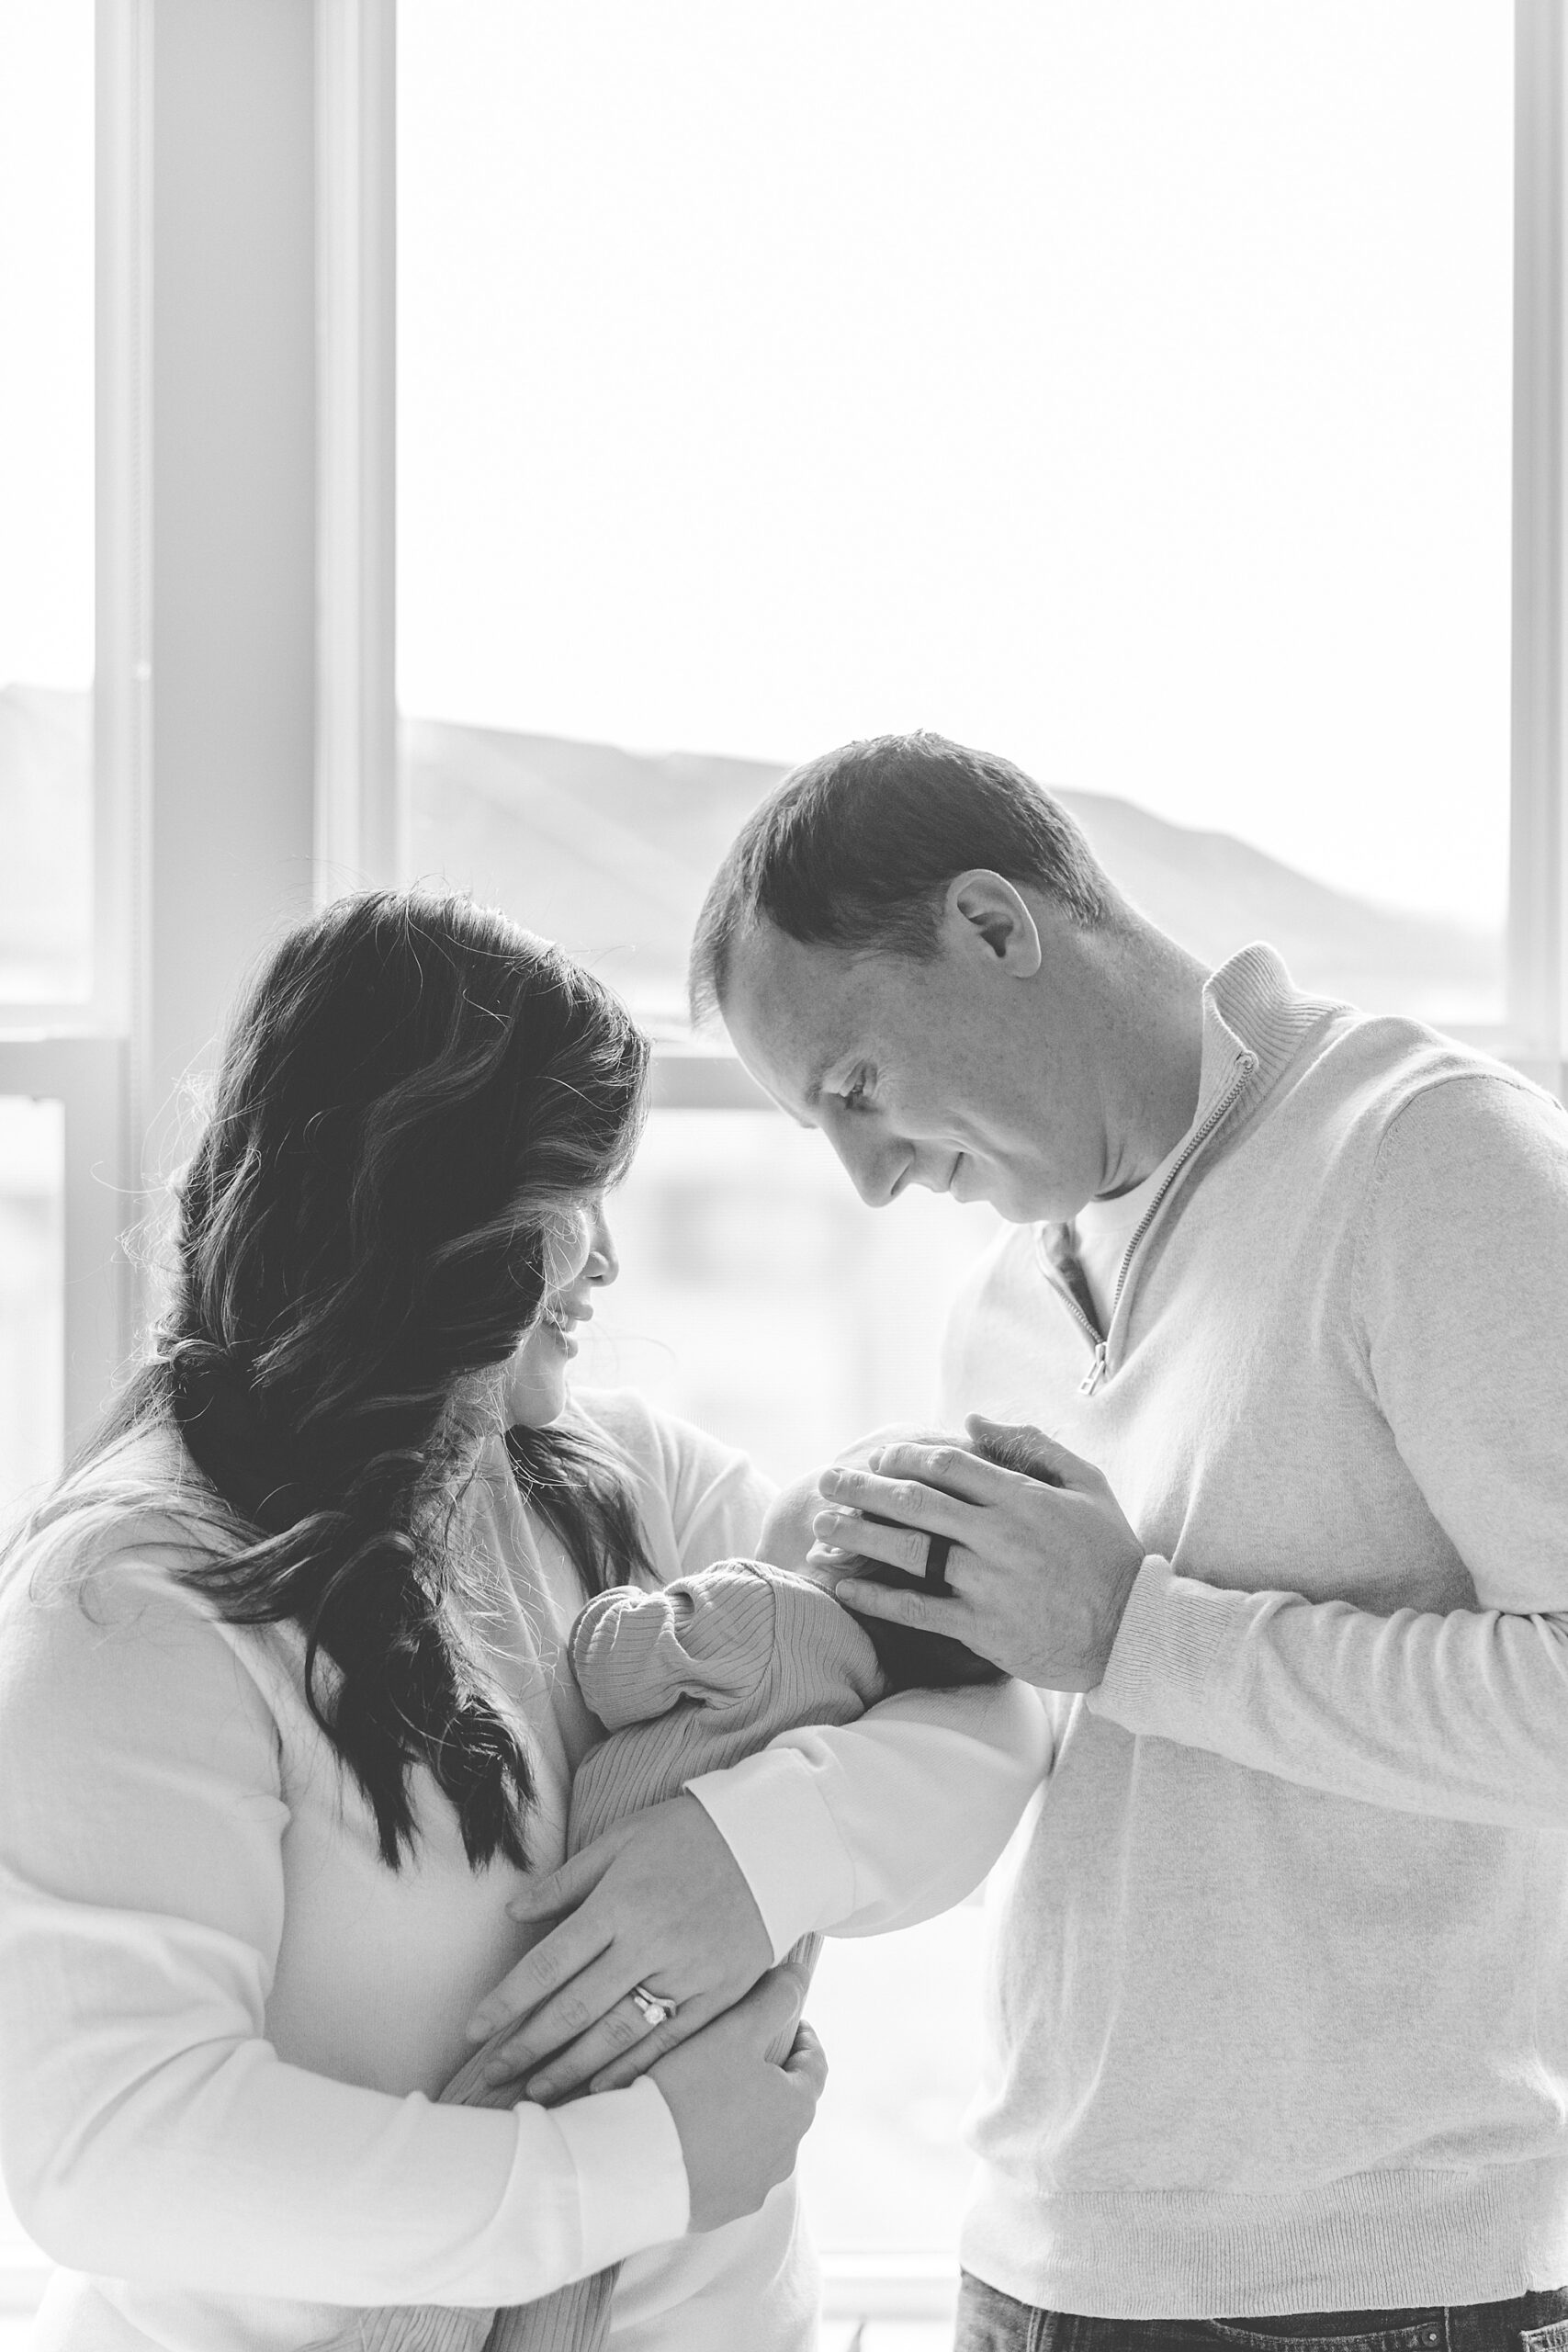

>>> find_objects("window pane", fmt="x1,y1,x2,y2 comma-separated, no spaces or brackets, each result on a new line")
803,1898,991,2263
0,1,95,1003
0,1095,64,2276
399,0,1517,2267
577,1109,1001,2257
580,1111,1002,1484
0,1097,66,1525
399,0,1511,1030
401,727,772,1039
0,2186,44,2278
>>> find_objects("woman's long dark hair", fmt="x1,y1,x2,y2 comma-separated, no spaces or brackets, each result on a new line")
76,891,653,1871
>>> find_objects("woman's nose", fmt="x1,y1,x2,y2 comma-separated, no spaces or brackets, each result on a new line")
586,1204,619,1284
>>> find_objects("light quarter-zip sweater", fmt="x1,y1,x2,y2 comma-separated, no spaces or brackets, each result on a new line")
928,943,1568,2318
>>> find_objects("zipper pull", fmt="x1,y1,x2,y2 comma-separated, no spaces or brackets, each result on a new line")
1079,1340,1109,1396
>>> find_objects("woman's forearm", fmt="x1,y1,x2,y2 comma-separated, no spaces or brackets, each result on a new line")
685,1675,1054,1958
0,1556,688,2301
1,1997,684,2300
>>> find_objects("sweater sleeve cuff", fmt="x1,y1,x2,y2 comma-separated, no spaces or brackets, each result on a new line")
1086,1554,1246,1739
550,2074,689,2274
684,1745,855,1962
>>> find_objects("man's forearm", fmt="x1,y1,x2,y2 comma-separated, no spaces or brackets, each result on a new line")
1089,1555,1568,1828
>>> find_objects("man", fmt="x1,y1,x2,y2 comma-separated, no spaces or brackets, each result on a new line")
679,731,1568,2350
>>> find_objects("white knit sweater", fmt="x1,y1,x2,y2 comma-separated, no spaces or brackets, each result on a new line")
0,1388,1045,2350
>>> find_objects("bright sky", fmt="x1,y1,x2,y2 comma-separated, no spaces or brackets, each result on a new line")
0,0,93,697
399,0,1514,927
1,5,1514,928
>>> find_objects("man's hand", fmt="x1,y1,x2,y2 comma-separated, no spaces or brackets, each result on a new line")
811,1414,1145,1690
463,1793,774,2103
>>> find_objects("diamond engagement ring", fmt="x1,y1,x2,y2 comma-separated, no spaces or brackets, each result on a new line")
629,1982,677,2030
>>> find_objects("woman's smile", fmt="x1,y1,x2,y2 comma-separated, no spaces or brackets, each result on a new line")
508,1233,614,1421
539,1298,593,1355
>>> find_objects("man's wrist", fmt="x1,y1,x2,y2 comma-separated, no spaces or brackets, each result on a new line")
1086,1555,1216,1729
1090,1548,1154,1689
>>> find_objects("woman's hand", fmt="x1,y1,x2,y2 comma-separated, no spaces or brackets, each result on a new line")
649,1967,827,2233
465,1793,774,2103
813,1415,1146,1691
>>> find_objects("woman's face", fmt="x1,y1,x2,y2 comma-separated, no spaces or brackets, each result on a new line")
502,1194,619,1428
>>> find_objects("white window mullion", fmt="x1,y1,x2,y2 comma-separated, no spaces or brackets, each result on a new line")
1509,0,1568,1096
132,0,321,1324
316,0,399,902
94,0,150,1049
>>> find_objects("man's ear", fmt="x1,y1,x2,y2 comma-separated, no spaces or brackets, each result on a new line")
945,870,1043,976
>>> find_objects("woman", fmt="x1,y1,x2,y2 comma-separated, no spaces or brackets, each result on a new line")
0,890,1043,2351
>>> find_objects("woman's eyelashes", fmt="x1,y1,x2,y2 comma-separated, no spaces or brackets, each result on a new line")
840,1070,874,1113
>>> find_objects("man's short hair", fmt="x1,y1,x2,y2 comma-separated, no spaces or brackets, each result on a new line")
688,730,1118,1023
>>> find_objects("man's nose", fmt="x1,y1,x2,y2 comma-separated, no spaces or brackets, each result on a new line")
828,1122,903,1209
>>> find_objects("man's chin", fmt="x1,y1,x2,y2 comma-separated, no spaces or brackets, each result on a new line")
947,1152,987,1207
972,1173,1076,1226
949,1160,1029,1221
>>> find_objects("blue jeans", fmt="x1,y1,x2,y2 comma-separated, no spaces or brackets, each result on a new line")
953,2275,1568,2352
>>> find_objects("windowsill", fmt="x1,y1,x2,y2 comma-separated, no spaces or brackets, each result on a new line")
0,2244,956,2324
820,2249,960,2319
0,2248,48,2312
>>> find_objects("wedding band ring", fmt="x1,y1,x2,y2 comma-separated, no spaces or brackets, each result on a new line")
629,1982,676,2030
924,1532,954,1592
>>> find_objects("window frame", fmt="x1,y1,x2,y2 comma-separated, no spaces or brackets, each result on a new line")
0,0,1562,2322
1509,0,1568,1092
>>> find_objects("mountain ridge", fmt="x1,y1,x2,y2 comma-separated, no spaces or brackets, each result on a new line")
0,687,1502,1027
405,714,1502,1027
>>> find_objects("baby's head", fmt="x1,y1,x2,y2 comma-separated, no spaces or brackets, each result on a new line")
759,1422,1008,1692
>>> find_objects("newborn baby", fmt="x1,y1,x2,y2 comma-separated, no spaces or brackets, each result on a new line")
314,1424,1008,2352
756,1420,1009,1691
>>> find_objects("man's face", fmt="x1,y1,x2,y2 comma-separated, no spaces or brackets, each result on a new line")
721,913,1111,1225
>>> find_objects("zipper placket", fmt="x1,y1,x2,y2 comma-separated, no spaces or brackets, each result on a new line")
1077,1049,1258,1396
1037,1258,1105,1372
